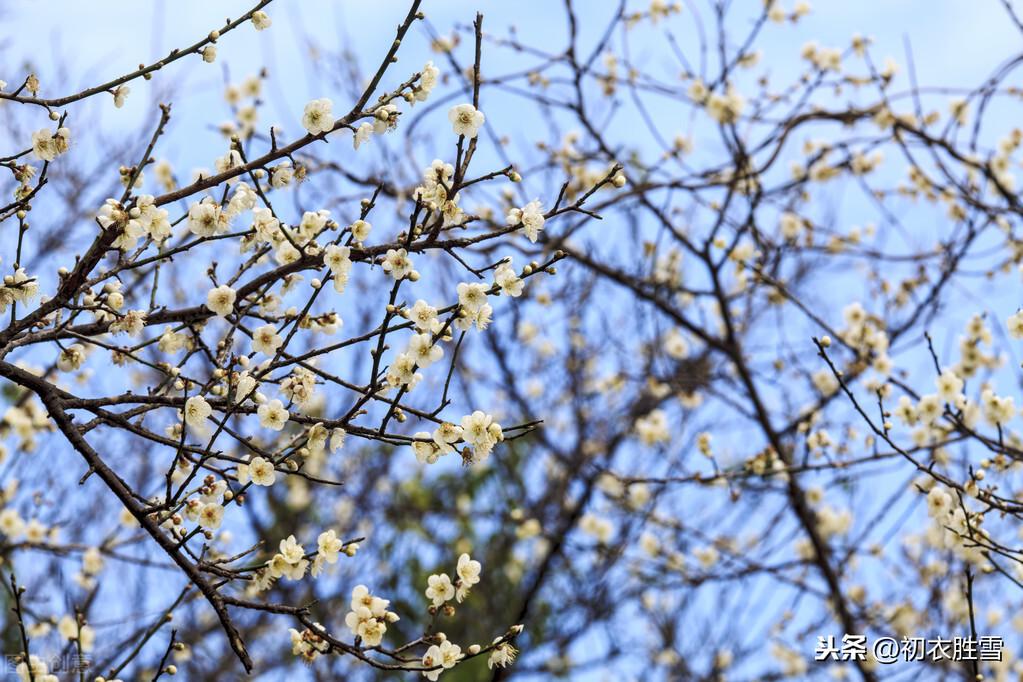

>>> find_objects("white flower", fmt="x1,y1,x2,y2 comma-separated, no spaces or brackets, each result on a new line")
935,370,963,403
184,395,212,428
371,104,399,134
981,389,1015,426
425,573,455,606
0,509,24,537
302,98,334,136
460,411,502,461
635,409,670,445
270,161,294,188
251,10,272,30
109,309,147,337
257,399,289,430
507,199,545,242
187,199,224,237
31,127,70,161
248,456,276,486
323,244,356,290
927,486,952,519
705,87,744,123
57,615,78,641
917,394,942,424
57,344,86,372
112,85,130,108
270,552,308,581
493,260,524,297
448,103,485,138
317,529,344,564
382,248,414,280
198,503,224,530
423,159,454,186
409,299,441,333
351,219,372,242
412,432,442,464
350,584,390,618
252,324,283,355
280,534,305,563
455,553,481,602
297,209,328,239
488,640,518,669
206,285,236,317
422,640,461,681
457,282,488,313
415,61,440,102
131,194,172,241
780,212,802,239
329,428,347,452
345,585,393,647
202,45,217,63
663,329,689,359
580,513,614,543
215,149,242,176
1007,311,1023,339
82,547,104,575
353,122,374,149
432,422,462,454
386,352,419,388
16,655,57,682
407,333,443,368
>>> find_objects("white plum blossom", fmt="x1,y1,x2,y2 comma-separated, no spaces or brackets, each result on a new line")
455,553,481,602
246,456,276,487
112,85,130,108
425,573,455,607
422,639,461,681
382,248,414,280
371,103,399,134
493,260,524,297
457,282,488,313
935,370,964,403
198,503,224,530
635,409,670,445
460,411,502,461
927,486,952,519
184,395,212,428
1007,311,1023,339
206,285,236,317
409,299,441,333
257,399,289,430
507,200,545,242
57,344,86,372
412,432,443,464
31,127,70,161
109,309,147,337
252,324,283,355
330,428,347,452
344,585,395,647
187,199,225,237
448,103,485,138
407,333,443,368
488,640,518,669
302,98,334,135
317,529,344,563
433,422,462,454
251,10,272,30
354,122,374,149
414,60,440,102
